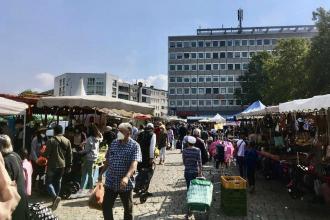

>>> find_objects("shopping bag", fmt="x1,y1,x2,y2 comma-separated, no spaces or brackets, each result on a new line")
88,183,104,210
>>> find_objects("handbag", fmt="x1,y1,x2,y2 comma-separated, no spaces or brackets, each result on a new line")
88,183,104,210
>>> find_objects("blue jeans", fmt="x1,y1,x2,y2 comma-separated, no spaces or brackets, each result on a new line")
46,168,64,199
184,172,198,189
81,160,95,189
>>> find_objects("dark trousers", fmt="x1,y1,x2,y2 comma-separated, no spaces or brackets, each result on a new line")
32,160,46,189
102,188,133,220
237,156,246,178
247,167,256,187
184,172,198,189
46,168,64,199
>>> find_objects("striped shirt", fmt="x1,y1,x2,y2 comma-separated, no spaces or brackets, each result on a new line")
182,147,202,174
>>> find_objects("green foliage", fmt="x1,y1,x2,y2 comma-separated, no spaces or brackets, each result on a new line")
19,89,39,96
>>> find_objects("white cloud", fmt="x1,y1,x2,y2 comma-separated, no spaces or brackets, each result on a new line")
35,73,54,88
124,74,168,90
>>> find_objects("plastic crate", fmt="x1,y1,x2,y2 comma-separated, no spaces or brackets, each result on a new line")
187,178,213,212
221,176,247,189
221,185,247,216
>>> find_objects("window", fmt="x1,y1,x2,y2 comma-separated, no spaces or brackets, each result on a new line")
272,39,278,45
184,65,190,71
213,64,219,70
234,40,241,46
213,88,219,94
227,40,233,46
249,52,255,58
198,53,204,59
169,88,175,94
228,87,234,94
184,100,190,106
205,53,211,59
177,100,183,106
169,100,176,106
242,40,248,46
191,76,197,83
198,64,204,71
220,76,227,82
169,42,175,48
205,88,212,94
205,64,212,70
236,99,242,105
177,77,183,83
184,88,190,95
177,65,183,71
234,52,240,58
205,76,212,82
264,39,271,45
184,41,190,48
228,64,234,70
191,41,197,47
221,100,227,106
206,100,212,106
169,53,176,60
184,77,190,83
212,41,219,47
242,52,248,58
191,53,197,59
243,63,249,70
191,100,197,106
220,52,226,58
221,88,227,94
249,39,255,46
235,88,242,94
227,52,233,58
87,78,95,85
198,76,205,82
191,88,197,94
170,65,176,71
198,41,204,47
176,53,183,60
235,64,241,70
198,88,205,94
198,100,204,106
213,76,219,82
191,64,197,71
220,64,226,70
228,100,234,105
184,53,190,59
257,39,263,46
205,41,211,47
176,42,183,48
177,88,183,94
212,52,219,59
170,77,176,83
213,100,219,106
220,40,226,47
228,76,234,82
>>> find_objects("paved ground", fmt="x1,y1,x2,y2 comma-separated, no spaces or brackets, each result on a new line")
29,150,330,220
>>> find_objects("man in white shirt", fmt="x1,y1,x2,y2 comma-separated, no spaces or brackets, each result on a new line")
236,137,247,177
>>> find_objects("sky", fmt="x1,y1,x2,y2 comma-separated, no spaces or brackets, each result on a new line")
0,0,329,94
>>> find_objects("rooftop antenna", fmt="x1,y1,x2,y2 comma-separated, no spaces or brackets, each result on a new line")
238,8,243,31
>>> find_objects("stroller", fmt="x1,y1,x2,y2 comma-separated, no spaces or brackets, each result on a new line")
134,164,155,203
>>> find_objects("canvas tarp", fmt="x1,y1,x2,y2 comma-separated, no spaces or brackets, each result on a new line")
279,94,330,112
0,97,29,115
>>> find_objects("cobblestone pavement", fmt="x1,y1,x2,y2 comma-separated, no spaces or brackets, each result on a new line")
29,150,330,220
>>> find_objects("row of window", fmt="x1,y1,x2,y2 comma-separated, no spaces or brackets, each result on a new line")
169,75,240,83
169,63,249,71
169,51,267,60
169,99,241,107
169,39,277,48
169,87,241,95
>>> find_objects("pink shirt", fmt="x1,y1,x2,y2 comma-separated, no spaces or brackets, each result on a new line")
22,159,33,196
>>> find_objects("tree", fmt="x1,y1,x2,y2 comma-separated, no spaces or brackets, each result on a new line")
307,7,330,96
19,89,39,96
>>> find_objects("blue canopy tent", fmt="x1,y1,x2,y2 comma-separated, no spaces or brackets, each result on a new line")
241,100,266,114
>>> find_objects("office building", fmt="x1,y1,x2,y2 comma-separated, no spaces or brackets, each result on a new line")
168,25,318,117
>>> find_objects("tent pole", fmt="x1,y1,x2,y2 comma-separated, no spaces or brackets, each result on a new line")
23,111,26,150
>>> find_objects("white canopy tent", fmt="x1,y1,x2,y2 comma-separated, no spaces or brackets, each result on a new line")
279,94,330,112
209,114,226,123
0,97,29,115
238,105,279,118
37,95,154,115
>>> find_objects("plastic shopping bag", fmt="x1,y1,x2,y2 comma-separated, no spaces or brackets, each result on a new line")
88,183,104,210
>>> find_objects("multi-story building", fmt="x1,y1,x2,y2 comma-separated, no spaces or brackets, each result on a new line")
168,25,318,117
118,82,168,117
54,73,119,98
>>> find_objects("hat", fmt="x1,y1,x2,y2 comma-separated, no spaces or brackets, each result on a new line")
104,126,112,132
146,123,154,129
187,136,196,145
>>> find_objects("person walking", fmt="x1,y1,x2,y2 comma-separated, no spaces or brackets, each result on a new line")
192,128,209,165
182,136,202,189
167,126,174,150
236,136,247,178
0,134,30,220
245,141,258,193
137,123,156,170
44,125,72,210
79,124,103,192
99,123,142,220
157,125,167,165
